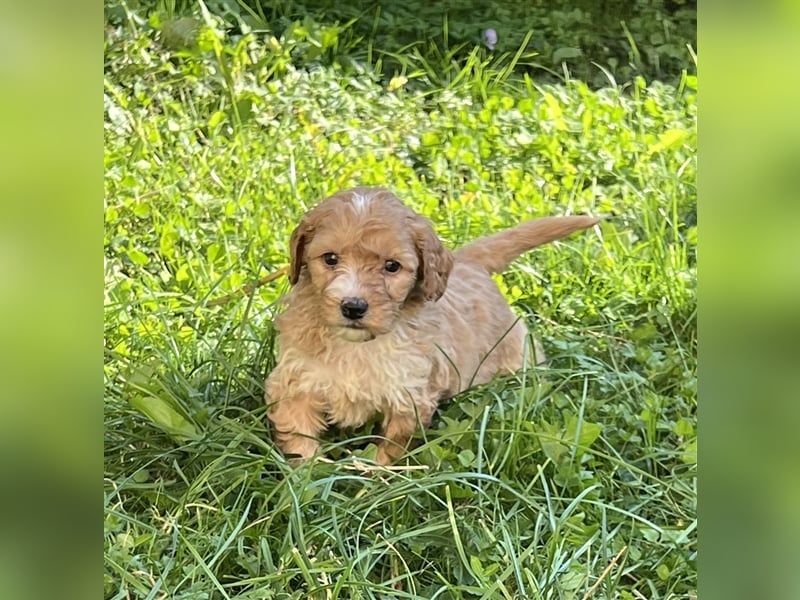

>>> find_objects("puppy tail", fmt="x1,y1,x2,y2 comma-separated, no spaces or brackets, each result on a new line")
454,215,601,274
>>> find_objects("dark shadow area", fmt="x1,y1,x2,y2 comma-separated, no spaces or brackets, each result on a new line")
107,0,696,87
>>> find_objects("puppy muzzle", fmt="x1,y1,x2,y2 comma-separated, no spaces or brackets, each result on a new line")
340,297,369,320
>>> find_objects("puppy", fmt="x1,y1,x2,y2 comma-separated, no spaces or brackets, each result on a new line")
266,187,599,464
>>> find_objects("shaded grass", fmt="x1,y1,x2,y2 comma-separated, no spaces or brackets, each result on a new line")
106,0,696,88
105,5,696,599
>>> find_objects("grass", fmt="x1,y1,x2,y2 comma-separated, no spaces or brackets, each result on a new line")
104,1,696,598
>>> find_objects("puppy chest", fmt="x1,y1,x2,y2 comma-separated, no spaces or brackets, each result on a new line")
280,345,432,428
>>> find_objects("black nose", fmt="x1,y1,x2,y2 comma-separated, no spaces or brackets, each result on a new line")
341,297,368,320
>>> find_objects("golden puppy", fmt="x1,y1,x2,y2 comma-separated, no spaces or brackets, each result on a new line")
266,187,598,464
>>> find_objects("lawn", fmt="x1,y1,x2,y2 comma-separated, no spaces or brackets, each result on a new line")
104,1,696,598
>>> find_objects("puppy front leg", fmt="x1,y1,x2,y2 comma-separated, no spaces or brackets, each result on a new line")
375,403,435,465
267,391,326,463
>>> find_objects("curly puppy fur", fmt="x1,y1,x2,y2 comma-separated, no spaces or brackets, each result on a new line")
266,187,599,464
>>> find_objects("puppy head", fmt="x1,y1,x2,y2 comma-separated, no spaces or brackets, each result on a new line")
288,187,452,341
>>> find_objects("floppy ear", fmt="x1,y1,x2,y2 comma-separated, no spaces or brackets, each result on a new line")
288,216,314,284
412,215,454,301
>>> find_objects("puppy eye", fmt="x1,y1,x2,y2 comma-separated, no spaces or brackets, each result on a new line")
322,253,339,266
384,260,401,273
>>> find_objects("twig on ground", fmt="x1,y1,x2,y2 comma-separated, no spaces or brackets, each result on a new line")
315,456,430,473
207,266,288,307
580,545,628,600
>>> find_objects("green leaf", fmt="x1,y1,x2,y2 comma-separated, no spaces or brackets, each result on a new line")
539,420,567,463
127,248,149,266
469,555,484,578
680,439,698,464
207,243,222,263
674,418,695,437
542,92,564,121
457,449,476,467
686,225,698,245
631,321,659,341
648,128,689,154
130,395,199,442
159,230,179,259
208,110,227,129
518,97,535,113
175,263,190,282
558,570,584,590
552,47,583,63
565,416,603,450
133,202,150,217
421,131,440,146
